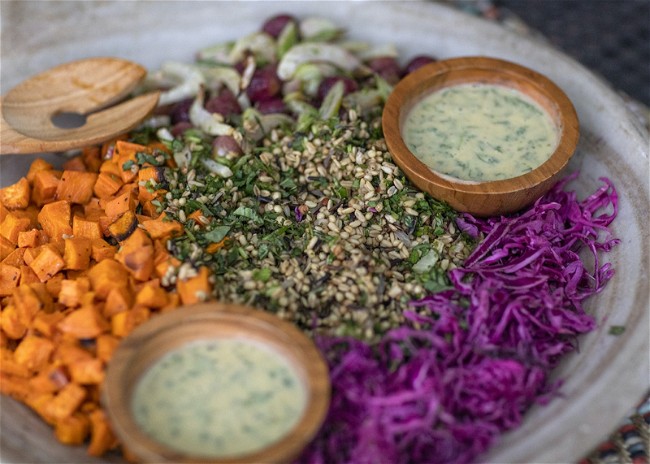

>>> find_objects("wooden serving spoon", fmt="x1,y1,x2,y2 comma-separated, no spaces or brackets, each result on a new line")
0,57,160,155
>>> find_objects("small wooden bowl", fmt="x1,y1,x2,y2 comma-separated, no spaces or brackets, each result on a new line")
103,302,330,463
382,56,579,216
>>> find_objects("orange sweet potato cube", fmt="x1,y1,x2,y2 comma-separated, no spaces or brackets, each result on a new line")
57,305,109,339
87,259,129,299
81,146,102,173
0,213,31,245
55,171,98,205
68,358,104,385
93,172,123,199
1,248,25,267
71,215,102,241
96,334,120,362
0,348,31,377
13,335,55,372
0,177,30,210
32,310,65,338
0,236,15,261
104,286,133,317
177,266,212,305
26,159,54,183
87,408,118,456
134,283,168,309
11,284,42,324
20,265,40,285
103,190,136,220
141,213,183,241
29,244,65,282
90,239,116,262
115,229,154,282
17,229,46,248
58,278,91,307
32,170,61,206
45,382,87,421
63,237,92,270
38,200,72,240
0,305,27,339
55,413,90,445
0,264,21,296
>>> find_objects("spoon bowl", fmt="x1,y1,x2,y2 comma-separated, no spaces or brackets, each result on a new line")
0,57,159,154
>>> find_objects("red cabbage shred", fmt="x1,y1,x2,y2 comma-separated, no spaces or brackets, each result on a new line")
298,174,620,464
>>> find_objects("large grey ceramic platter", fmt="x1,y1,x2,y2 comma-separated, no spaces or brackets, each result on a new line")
1,2,648,463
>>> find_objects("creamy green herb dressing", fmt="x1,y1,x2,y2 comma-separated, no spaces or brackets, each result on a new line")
402,83,559,182
131,339,306,458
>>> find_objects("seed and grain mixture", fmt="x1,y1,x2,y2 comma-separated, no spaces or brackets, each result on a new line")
137,15,474,340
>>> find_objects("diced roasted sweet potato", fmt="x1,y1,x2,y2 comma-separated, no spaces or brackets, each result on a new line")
2,248,25,267
81,146,102,173
72,215,103,241
87,259,129,299
0,177,30,210
58,278,91,307
90,239,116,262
107,210,138,242
177,266,212,305
0,264,21,296
11,284,43,325
0,348,31,377
29,244,65,282
26,159,54,183
134,283,168,308
55,171,98,205
63,237,92,270
38,200,72,240
103,190,137,220
32,310,65,338
111,306,150,338
0,213,32,245
87,408,118,456
17,229,46,248
32,170,62,206
141,213,182,241
104,286,133,317
115,229,154,282
44,382,87,421
0,372,32,401
13,335,55,371
57,305,109,339
68,358,104,385
93,172,123,199
62,156,87,172
96,334,120,363
53,341,93,366
0,305,27,339
0,236,15,261
55,413,90,445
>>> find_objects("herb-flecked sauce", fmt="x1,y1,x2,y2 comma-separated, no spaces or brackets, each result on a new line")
402,83,559,182
131,339,306,458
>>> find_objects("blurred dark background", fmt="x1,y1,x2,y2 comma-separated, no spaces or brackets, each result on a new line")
495,0,650,106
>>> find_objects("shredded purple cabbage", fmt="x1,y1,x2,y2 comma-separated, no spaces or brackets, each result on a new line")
298,174,620,464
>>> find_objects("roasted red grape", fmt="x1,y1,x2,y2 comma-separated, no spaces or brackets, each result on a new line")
261,14,297,39
170,98,194,124
317,76,358,102
246,65,282,103
205,88,242,119
404,55,437,75
256,98,288,115
212,135,243,157
367,56,401,84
